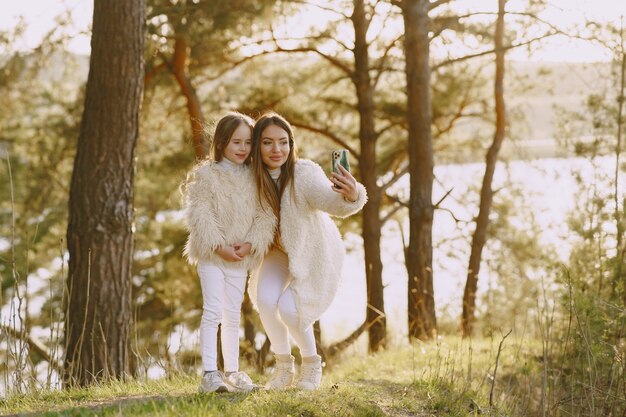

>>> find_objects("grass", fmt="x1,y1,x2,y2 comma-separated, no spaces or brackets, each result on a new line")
1,336,536,417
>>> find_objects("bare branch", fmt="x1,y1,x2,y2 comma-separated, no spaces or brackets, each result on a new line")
1,324,63,375
433,31,558,70
381,202,406,225
205,51,275,81
230,32,350,53
317,74,352,96
433,187,454,208
289,121,360,157
386,192,409,208
490,329,513,407
382,165,408,192
376,120,403,138
429,0,453,11
327,321,368,357
372,34,404,89
274,45,353,76
437,206,470,224
368,0,391,37
144,62,166,86
288,0,351,20
454,11,573,37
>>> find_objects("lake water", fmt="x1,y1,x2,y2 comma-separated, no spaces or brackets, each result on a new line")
321,154,619,347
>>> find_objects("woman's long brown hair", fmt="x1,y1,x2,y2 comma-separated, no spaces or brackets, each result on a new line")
250,112,298,220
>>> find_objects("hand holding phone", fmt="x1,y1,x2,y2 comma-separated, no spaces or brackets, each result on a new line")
331,149,350,177
330,149,358,202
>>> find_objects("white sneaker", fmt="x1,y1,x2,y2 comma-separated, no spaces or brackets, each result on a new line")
198,371,229,393
224,371,257,392
296,355,322,390
265,354,295,390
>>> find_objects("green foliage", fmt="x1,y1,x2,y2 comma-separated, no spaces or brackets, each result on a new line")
0,45,84,306
545,24,626,415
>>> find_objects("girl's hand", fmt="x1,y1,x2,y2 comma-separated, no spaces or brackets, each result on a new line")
233,242,252,257
215,245,243,262
330,165,359,202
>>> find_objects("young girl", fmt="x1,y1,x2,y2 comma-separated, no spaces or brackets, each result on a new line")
182,112,275,393
248,112,367,390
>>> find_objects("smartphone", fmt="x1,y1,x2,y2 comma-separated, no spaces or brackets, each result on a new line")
331,149,350,175
331,150,350,189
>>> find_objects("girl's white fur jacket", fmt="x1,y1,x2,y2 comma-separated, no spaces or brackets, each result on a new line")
182,160,276,271
249,159,368,330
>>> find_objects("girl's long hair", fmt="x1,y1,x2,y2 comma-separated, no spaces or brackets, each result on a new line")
180,111,253,201
250,112,298,219
209,111,254,163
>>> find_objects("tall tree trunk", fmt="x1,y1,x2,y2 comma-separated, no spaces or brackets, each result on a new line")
65,0,145,386
461,0,507,337
352,0,386,352
614,21,626,306
402,0,437,340
169,37,209,160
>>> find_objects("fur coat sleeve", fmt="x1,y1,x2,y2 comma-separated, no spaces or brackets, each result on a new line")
244,205,276,256
297,160,368,217
182,164,226,263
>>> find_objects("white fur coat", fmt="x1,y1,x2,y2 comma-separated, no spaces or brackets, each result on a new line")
183,161,276,271
249,159,367,330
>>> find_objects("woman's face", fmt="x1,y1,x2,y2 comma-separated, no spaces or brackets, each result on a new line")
260,124,290,170
223,123,252,164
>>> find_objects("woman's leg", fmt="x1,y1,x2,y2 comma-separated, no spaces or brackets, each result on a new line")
277,287,317,357
256,252,291,355
220,267,248,373
277,286,321,390
197,262,225,373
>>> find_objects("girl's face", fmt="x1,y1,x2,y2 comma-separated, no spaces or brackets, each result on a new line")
223,123,252,164
260,124,290,170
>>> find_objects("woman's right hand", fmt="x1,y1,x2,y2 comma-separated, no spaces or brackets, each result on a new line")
215,245,243,262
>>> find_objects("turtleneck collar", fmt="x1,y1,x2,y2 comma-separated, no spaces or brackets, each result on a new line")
269,167,281,181
217,157,242,172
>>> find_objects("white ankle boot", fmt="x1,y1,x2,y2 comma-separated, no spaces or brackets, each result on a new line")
296,354,322,390
265,354,295,390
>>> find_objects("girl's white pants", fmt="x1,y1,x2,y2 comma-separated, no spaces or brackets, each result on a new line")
256,250,317,357
197,261,247,372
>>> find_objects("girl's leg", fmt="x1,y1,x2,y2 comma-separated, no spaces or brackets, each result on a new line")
257,253,291,355
197,262,225,372
277,287,317,357
220,267,248,373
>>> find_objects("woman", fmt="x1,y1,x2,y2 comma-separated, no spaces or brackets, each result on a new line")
249,112,367,390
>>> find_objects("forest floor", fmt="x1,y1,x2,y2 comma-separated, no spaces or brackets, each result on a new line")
1,336,539,416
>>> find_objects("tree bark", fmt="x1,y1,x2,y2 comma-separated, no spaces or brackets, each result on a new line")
352,0,387,352
167,37,209,160
65,0,145,386
614,21,625,305
402,0,437,340
461,0,507,337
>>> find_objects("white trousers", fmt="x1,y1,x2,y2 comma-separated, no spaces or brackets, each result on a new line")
197,261,247,372
256,250,317,357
